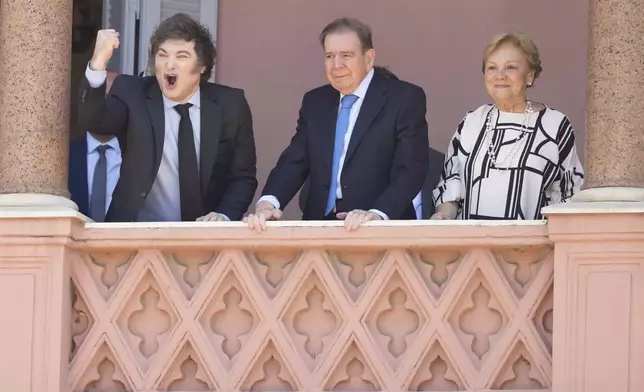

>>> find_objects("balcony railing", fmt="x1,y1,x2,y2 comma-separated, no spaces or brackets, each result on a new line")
65,220,553,391
1,211,640,392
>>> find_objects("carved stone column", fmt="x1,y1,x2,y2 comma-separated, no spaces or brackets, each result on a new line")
545,0,644,391
574,0,644,202
0,0,77,209
0,1,77,391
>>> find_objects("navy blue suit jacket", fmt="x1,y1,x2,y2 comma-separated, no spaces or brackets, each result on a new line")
298,147,445,218
68,137,90,217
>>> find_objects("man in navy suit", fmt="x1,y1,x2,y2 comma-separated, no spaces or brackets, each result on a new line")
69,69,122,221
245,18,429,232
292,65,445,220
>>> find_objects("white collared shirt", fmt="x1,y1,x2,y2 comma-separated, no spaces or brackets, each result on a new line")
137,91,203,221
86,133,121,214
413,192,422,219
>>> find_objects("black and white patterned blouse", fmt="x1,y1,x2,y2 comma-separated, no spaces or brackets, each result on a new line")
432,104,584,220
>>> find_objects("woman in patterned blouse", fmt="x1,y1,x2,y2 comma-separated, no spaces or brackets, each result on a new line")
431,32,584,220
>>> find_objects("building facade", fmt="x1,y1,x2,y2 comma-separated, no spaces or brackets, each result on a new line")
0,0,643,391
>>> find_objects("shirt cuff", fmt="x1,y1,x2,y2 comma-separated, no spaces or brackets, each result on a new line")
369,209,389,220
218,213,230,221
413,192,423,220
85,62,107,88
257,195,280,210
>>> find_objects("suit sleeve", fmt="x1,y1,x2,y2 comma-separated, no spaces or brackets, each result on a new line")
372,85,429,218
215,91,259,220
77,65,128,140
260,94,311,209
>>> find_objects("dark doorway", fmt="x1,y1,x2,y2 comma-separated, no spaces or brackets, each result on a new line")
70,0,103,139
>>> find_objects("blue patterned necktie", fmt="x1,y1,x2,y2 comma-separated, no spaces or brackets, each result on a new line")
325,94,359,215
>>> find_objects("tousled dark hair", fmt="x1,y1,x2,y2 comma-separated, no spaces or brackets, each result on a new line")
319,17,374,52
148,13,216,83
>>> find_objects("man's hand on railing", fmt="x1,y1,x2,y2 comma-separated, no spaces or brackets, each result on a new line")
336,209,383,231
244,200,283,233
196,212,229,222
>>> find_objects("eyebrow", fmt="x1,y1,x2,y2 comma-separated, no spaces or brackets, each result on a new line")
157,48,192,56
486,60,520,65
325,51,355,55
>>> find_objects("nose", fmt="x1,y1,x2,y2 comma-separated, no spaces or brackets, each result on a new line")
333,55,344,69
165,58,176,71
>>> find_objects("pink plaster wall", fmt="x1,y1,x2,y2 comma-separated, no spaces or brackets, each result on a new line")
215,0,589,219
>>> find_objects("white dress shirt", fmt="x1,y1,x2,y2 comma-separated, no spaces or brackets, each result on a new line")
85,65,227,222
413,191,422,219
259,68,388,219
86,133,121,213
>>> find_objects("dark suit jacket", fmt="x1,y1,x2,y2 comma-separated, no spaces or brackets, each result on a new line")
298,147,445,218
77,75,258,222
68,137,90,217
420,147,446,218
262,72,429,220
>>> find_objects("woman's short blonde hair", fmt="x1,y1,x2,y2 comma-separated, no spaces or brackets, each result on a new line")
482,32,543,85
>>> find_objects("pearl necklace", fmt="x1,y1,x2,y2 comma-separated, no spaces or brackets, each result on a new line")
483,100,534,169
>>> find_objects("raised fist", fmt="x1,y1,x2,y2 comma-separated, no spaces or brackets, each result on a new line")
89,29,120,71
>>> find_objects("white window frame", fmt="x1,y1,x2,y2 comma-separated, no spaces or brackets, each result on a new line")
138,0,160,75
102,0,139,75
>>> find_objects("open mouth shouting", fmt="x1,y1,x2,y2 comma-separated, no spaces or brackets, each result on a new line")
164,73,178,89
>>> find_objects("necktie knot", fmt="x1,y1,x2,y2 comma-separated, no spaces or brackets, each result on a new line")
96,144,109,156
341,94,358,109
174,103,193,117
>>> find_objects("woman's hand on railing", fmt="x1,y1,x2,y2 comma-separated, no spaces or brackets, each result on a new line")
430,201,459,220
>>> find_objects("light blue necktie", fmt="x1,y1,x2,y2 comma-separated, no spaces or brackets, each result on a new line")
325,94,359,215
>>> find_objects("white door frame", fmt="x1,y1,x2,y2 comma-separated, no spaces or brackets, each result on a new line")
200,0,219,80
102,0,139,75
138,0,160,75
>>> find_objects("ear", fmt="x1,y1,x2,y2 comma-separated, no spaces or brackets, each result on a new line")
527,70,535,86
365,48,376,67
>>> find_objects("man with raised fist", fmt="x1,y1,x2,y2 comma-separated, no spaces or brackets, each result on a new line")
77,13,258,223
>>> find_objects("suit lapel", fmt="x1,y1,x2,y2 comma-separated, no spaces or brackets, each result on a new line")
319,89,340,180
199,86,223,197
145,82,165,172
344,74,387,165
